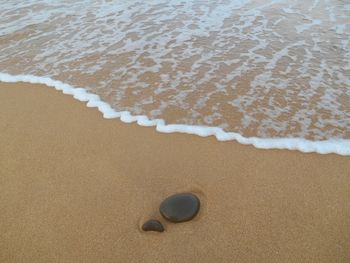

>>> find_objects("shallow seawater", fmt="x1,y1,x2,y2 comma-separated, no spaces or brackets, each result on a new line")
0,0,349,140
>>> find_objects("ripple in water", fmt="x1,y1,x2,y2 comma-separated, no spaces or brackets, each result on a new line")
0,0,349,140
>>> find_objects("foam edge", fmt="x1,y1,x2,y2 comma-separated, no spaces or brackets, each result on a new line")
1,72,349,156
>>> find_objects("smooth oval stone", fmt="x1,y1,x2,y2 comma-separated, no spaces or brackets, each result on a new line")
142,219,164,232
160,193,200,223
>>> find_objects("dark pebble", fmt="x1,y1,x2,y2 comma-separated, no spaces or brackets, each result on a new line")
142,219,164,232
160,193,200,223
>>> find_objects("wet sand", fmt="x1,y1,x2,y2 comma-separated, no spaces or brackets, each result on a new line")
0,82,349,262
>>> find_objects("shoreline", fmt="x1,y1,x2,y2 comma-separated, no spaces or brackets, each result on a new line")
1,82,349,262
1,73,349,156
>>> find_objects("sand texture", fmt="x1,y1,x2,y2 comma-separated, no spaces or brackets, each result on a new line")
0,82,349,262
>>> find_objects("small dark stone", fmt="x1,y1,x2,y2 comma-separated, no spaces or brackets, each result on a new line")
142,219,164,232
160,193,200,223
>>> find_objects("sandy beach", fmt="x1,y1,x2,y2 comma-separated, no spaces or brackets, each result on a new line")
0,82,349,262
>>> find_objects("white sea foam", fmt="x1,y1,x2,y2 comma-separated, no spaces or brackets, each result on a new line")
1,72,349,156
0,0,349,152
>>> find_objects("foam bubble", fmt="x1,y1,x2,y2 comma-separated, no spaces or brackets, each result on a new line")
1,72,349,156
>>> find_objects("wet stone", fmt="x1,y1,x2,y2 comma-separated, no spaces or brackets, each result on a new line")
142,219,164,232
160,193,200,223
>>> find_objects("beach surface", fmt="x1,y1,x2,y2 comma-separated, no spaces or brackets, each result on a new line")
0,82,349,262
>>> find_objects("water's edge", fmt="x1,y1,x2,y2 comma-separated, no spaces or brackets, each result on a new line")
1,72,349,156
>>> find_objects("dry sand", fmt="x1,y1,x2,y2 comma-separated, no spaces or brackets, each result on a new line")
0,82,349,263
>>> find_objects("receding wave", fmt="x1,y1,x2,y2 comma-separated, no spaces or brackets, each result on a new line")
0,0,349,155
1,72,349,155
